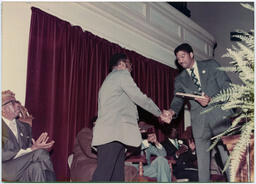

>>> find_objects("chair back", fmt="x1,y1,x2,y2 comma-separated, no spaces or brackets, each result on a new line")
68,154,74,168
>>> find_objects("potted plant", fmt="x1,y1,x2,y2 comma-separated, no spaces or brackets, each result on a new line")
203,3,254,182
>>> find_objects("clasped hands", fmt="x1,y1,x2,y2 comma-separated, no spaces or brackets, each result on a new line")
159,109,175,124
31,132,55,151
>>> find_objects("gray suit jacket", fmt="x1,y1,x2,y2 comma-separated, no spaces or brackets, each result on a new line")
170,60,233,138
2,119,33,180
2,119,32,162
144,143,167,165
2,119,55,181
92,69,161,147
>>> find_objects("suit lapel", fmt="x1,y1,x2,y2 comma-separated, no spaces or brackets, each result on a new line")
197,61,208,92
181,71,200,93
16,120,28,148
2,120,20,147
168,139,178,151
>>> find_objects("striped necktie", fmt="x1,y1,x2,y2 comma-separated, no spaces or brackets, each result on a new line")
190,68,202,93
174,139,179,149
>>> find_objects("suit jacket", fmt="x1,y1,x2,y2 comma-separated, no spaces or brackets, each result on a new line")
2,119,32,162
92,69,161,147
2,119,33,180
144,142,167,165
170,60,233,138
2,119,55,181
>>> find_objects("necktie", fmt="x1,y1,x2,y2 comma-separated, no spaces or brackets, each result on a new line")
190,68,202,93
175,139,179,149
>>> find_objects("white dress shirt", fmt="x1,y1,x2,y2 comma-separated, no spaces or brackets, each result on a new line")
168,138,179,149
3,117,32,159
3,117,18,139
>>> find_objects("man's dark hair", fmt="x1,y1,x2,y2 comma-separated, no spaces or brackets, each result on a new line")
91,116,98,124
90,116,98,128
109,53,128,71
174,43,193,56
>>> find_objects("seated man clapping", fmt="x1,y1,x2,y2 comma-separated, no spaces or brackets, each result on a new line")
161,128,198,181
2,90,56,182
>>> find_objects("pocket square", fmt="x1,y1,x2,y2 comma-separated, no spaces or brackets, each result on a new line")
20,132,24,136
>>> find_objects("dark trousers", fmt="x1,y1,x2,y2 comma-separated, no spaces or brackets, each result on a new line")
92,141,125,181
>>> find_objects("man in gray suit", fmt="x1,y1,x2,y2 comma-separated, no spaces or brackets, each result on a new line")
162,43,233,182
91,53,167,181
2,90,56,181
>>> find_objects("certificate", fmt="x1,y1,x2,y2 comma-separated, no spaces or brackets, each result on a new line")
175,92,207,99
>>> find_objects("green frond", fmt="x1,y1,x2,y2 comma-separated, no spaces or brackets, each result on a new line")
209,117,243,145
229,122,253,181
231,115,246,128
217,67,237,73
223,157,231,173
200,5,254,181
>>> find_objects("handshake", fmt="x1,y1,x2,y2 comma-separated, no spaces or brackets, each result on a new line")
159,109,175,124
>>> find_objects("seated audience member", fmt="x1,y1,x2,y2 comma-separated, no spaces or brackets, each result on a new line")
70,117,137,182
129,121,171,182
2,90,56,182
161,128,198,181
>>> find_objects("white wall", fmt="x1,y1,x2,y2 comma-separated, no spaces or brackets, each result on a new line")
188,2,254,84
2,2,31,103
2,2,215,104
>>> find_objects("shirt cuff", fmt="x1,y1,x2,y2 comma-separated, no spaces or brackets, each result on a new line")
14,148,32,159
175,154,179,159
142,140,150,149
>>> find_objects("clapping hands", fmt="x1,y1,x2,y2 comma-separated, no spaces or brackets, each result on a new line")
31,132,55,151
176,144,188,157
188,139,196,152
160,109,175,124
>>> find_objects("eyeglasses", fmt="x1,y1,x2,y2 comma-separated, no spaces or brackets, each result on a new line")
2,100,19,106
125,60,132,67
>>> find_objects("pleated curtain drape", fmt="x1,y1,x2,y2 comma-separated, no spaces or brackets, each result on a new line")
25,7,183,180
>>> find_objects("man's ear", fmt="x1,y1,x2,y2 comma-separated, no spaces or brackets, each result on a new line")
189,52,194,59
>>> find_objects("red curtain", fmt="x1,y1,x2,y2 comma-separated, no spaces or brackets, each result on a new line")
25,7,182,181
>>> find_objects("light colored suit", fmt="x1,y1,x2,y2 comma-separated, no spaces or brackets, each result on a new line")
143,143,171,182
2,119,55,182
92,69,161,147
132,142,171,182
170,59,233,181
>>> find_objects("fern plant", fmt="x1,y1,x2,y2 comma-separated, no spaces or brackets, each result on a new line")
203,3,254,181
